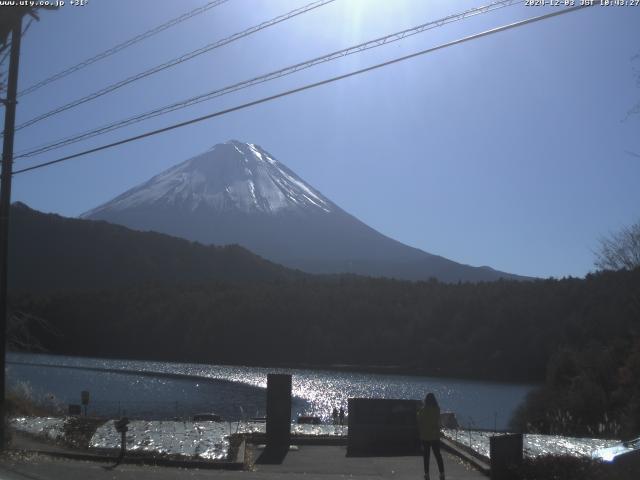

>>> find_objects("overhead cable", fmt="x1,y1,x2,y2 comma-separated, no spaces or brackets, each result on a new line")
12,0,336,132
15,0,522,159
17,0,231,97
12,3,594,176
0,19,33,69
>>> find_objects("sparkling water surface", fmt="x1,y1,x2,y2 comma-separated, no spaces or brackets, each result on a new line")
7,352,534,429
9,354,614,462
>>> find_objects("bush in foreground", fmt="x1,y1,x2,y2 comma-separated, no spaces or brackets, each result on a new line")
5,382,63,417
515,455,635,480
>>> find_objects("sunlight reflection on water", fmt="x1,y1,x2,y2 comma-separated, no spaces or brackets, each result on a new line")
8,353,534,429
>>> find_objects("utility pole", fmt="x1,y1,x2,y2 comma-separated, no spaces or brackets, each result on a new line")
0,14,23,450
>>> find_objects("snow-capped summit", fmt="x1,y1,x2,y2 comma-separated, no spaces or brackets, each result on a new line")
83,140,331,218
82,141,527,282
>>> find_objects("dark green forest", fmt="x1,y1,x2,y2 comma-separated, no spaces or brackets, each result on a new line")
11,270,640,438
8,202,300,292
8,204,640,438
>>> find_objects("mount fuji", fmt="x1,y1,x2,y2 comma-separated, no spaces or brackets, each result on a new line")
82,140,525,282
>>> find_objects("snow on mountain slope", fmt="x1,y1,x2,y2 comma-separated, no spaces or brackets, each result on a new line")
82,140,528,282
83,141,331,217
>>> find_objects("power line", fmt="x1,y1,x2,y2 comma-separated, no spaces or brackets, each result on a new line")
12,0,336,133
12,3,593,176
0,45,11,69
0,20,32,76
14,0,520,156
14,0,523,160
16,0,231,98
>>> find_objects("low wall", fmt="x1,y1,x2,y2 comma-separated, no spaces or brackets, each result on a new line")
347,398,421,456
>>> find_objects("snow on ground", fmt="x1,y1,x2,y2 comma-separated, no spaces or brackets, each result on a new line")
443,429,619,459
10,417,66,442
11,416,616,462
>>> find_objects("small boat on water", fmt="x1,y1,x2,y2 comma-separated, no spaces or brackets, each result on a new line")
297,415,322,425
192,413,223,422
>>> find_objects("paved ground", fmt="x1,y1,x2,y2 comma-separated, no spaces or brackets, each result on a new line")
253,445,487,479
0,444,487,479
6,433,72,456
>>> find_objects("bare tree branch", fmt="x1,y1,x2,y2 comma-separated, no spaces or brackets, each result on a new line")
627,53,640,119
595,220,640,271
6,311,58,352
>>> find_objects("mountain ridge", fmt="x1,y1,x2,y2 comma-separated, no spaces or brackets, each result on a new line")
8,201,302,293
82,140,529,283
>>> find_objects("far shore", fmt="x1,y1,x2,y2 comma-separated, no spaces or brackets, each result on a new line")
8,350,540,386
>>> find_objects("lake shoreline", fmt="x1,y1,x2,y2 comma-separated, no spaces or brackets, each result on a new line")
8,349,541,386
8,352,535,430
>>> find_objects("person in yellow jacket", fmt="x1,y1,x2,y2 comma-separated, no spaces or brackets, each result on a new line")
416,393,445,480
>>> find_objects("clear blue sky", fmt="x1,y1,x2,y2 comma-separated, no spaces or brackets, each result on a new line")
4,0,640,279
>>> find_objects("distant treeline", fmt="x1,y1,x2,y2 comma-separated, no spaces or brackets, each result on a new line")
8,204,640,438
11,269,640,437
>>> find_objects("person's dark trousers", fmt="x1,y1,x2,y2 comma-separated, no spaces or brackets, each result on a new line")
422,440,445,475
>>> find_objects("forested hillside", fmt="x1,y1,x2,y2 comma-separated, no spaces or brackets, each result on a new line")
8,202,301,292
8,203,639,438
11,269,638,384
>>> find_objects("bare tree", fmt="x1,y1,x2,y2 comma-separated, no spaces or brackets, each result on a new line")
6,311,56,352
629,52,640,119
595,220,640,271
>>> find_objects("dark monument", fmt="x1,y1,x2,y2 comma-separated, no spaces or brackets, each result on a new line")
266,373,292,446
257,373,292,465
347,398,422,456
490,433,523,480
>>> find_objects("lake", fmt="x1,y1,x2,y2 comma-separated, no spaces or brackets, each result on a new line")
7,352,535,430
